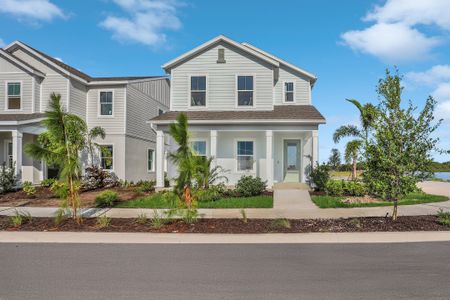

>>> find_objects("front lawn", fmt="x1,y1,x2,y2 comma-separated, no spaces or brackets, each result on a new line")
311,193,448,208
116,193,273,209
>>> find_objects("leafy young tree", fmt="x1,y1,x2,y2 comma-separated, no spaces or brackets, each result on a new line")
25,93,87,222
86,126,106,167
364,69,442,220
327,148,341,170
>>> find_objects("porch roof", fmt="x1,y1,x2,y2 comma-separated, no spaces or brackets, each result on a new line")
0,113,46,124
149,105,326,124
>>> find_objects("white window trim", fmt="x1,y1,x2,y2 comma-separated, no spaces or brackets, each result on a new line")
191,138,208,157
282,81,296,104
147,148,155,172
235,74,256,108
235,139,256,173
98,143,114,172
97,90,114,118
5,81,23,111
188,75,208,109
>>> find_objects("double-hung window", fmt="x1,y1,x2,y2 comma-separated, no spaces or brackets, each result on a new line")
237,141,254,171
237,76,254,106
284,82,294,102
7,82,21,110
190,76,206,106
99,91,113,116
191,140,207,157
100,145,113,170
147,149,155,172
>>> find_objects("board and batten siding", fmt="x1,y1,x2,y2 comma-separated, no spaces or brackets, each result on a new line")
129,78,170,108
87,85,126,134
69,79,87,119
170,42,274,111
274,66,311,105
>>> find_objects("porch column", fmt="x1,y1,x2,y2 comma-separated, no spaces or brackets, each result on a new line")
210,130,217,167
156,131,165,188
12,130,23,178
312,130,319,168
265,130,273,188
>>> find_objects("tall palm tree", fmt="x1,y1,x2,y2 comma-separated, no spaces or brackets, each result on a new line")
86,126,106,167
25,93,87,222
344,140,362,180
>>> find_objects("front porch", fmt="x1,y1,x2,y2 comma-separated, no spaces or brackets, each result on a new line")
155,125,319,188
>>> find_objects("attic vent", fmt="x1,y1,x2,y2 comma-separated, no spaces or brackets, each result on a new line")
217,48,226,63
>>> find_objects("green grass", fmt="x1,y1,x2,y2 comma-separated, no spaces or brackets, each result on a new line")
311,193,448,208
116,193,273,209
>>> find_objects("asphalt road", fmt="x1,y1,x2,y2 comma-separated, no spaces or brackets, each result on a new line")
1,242,450,299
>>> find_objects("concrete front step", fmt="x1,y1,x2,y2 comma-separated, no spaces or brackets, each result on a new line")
274,182,310,190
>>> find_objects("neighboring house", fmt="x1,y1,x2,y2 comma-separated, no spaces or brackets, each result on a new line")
149,35,326,188
0,41,169,184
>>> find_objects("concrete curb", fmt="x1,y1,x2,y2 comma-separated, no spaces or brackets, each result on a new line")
1,231,450,244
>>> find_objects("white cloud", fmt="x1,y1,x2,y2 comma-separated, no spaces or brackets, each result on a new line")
341,0,450,62
0,38,5,48
100,0,183,47
406,65,450,86
0,0,66,22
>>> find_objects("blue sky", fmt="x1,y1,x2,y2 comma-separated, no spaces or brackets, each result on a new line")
0,0,449,162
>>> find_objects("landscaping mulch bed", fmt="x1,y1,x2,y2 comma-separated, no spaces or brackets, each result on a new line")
1,215,448,233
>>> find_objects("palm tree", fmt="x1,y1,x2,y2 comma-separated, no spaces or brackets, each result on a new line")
86,126,106,167
344,140,362,180
25,93,87,222
168,113,196,206
194,156,228,189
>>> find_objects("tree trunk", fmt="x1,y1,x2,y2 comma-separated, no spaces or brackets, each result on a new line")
352,158,357,180
392,199,398,221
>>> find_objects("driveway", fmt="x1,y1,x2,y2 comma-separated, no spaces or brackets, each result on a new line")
1,242,450,299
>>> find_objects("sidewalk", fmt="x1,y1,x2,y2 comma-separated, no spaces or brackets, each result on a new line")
1,200,449,219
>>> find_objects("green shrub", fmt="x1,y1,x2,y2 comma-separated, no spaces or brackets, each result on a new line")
235,176,267,197
22,181,36,197
309,164,330,191
194,187,221,202
151,210,165,228
135,180,156,193
344,180,367,196
95,190,119,207
54,208,67,226
161,191,180,207
271,218,291,229
50,181,69,199
9,211,23,227
40,178,56,188
136,212,148,225
325,180,345,196
437,209,450,227
0,161,17,194
96,215,111,228
179,208,199,224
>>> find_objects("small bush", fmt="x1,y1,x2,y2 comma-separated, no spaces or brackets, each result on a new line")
309,164,330,191
9,211,23,227
54,209,67,226
344,180,367,196
194,187,222,202
162,191,180,208
179,208,199,224
22,181,36,197
136,212,148,225
437,209,450,227
40,178,56,188
0,161,17,194
95,190,119,207
96,215,111,228
50,181,69,199
235,176,267,197
151,210,165,228
271,218,291,229
135,180,156,193
325,180,345,196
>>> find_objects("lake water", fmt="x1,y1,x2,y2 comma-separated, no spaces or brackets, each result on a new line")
434,172,450,180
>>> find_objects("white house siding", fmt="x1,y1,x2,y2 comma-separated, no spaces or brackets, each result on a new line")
34,77,41,113
94,134,126,180
0,71,34,113
124,136,156,182
274,66,311,105
69,79,87,119
170,41,274,111
22,134,43,184
126,84,158,141
11,48,60,75
87,85,126,134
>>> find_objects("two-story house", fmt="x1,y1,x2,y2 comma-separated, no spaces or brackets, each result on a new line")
0,41,169,184
149,35,326,189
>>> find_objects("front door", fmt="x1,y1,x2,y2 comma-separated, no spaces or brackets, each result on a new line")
283,140,301,182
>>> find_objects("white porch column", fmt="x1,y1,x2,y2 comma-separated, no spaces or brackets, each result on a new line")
156,131,165,188
12,130,23,178
312,130,319,168
265,130,273,188
210,130,217,167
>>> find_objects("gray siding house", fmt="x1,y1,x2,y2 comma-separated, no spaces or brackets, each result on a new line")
0,41,169,183
149,35,326,188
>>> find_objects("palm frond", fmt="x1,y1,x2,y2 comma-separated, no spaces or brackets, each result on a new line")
333,125,361,143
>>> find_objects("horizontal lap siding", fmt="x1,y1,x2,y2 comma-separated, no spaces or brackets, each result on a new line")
69,79,87,119
171,42,274,111
126,85,157,141
0,72,34,113
274,66,311,105
87,85,125,134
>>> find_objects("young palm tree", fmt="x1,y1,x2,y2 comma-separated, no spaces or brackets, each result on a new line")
194,156,228,189
344,140,362,180
168,113,196,206
25,93,87,222
86,126,106,167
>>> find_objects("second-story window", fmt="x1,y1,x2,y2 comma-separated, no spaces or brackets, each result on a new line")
7,82,21,110
237,76,253,106
99,91,113,116
190,76,206,106
284,82,294,102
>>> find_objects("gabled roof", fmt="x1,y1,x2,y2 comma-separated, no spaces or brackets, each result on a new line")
4,41,163,84
241,42,317,84
0,48,45,78
162,35,280,71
